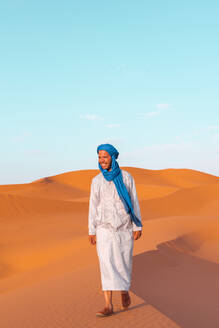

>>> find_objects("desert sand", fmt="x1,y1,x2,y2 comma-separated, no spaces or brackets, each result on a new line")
0,167,218,328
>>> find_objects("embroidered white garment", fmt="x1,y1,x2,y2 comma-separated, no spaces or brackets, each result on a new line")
88,169,142,290
88,170,142,235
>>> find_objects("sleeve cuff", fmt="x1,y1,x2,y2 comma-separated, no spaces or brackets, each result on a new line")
133,227,142,231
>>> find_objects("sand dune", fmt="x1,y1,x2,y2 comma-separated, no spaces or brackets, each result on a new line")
141,182,219,219
122,167,219,188
0,167,218,328
0,193,88,219
33,169,99,192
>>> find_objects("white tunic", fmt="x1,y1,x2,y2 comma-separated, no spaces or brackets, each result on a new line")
88,169,142,290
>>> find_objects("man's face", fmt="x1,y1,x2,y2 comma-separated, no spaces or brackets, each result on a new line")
98,150,112,171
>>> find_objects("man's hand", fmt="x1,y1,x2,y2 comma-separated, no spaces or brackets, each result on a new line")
133,230,142,240
88,235,96,245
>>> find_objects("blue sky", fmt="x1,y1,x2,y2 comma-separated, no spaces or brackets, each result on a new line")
1,0,219,184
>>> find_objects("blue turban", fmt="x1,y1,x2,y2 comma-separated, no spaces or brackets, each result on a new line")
97,143,142,227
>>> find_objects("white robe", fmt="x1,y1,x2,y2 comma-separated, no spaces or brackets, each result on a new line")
88,169,142,291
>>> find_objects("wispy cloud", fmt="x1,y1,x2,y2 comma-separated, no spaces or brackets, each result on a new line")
142,111,160,117
105,123,121,128
11,131,31,143
207,125,219,130
141,103,172,118
124,141,199,159
80,114,102,121
155,103,171,110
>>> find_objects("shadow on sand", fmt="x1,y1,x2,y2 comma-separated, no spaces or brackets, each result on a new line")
131,232,219,328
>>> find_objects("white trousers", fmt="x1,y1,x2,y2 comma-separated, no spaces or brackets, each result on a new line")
96,226,134,291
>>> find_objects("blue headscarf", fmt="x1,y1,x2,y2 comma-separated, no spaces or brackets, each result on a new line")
97,143,142,227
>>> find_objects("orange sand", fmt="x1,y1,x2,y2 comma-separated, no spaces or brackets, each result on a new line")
0,167,218,328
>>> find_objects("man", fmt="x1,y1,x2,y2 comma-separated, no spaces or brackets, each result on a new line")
88,143,142,317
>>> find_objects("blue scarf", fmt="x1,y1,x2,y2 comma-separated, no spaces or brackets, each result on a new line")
97,143,142,227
